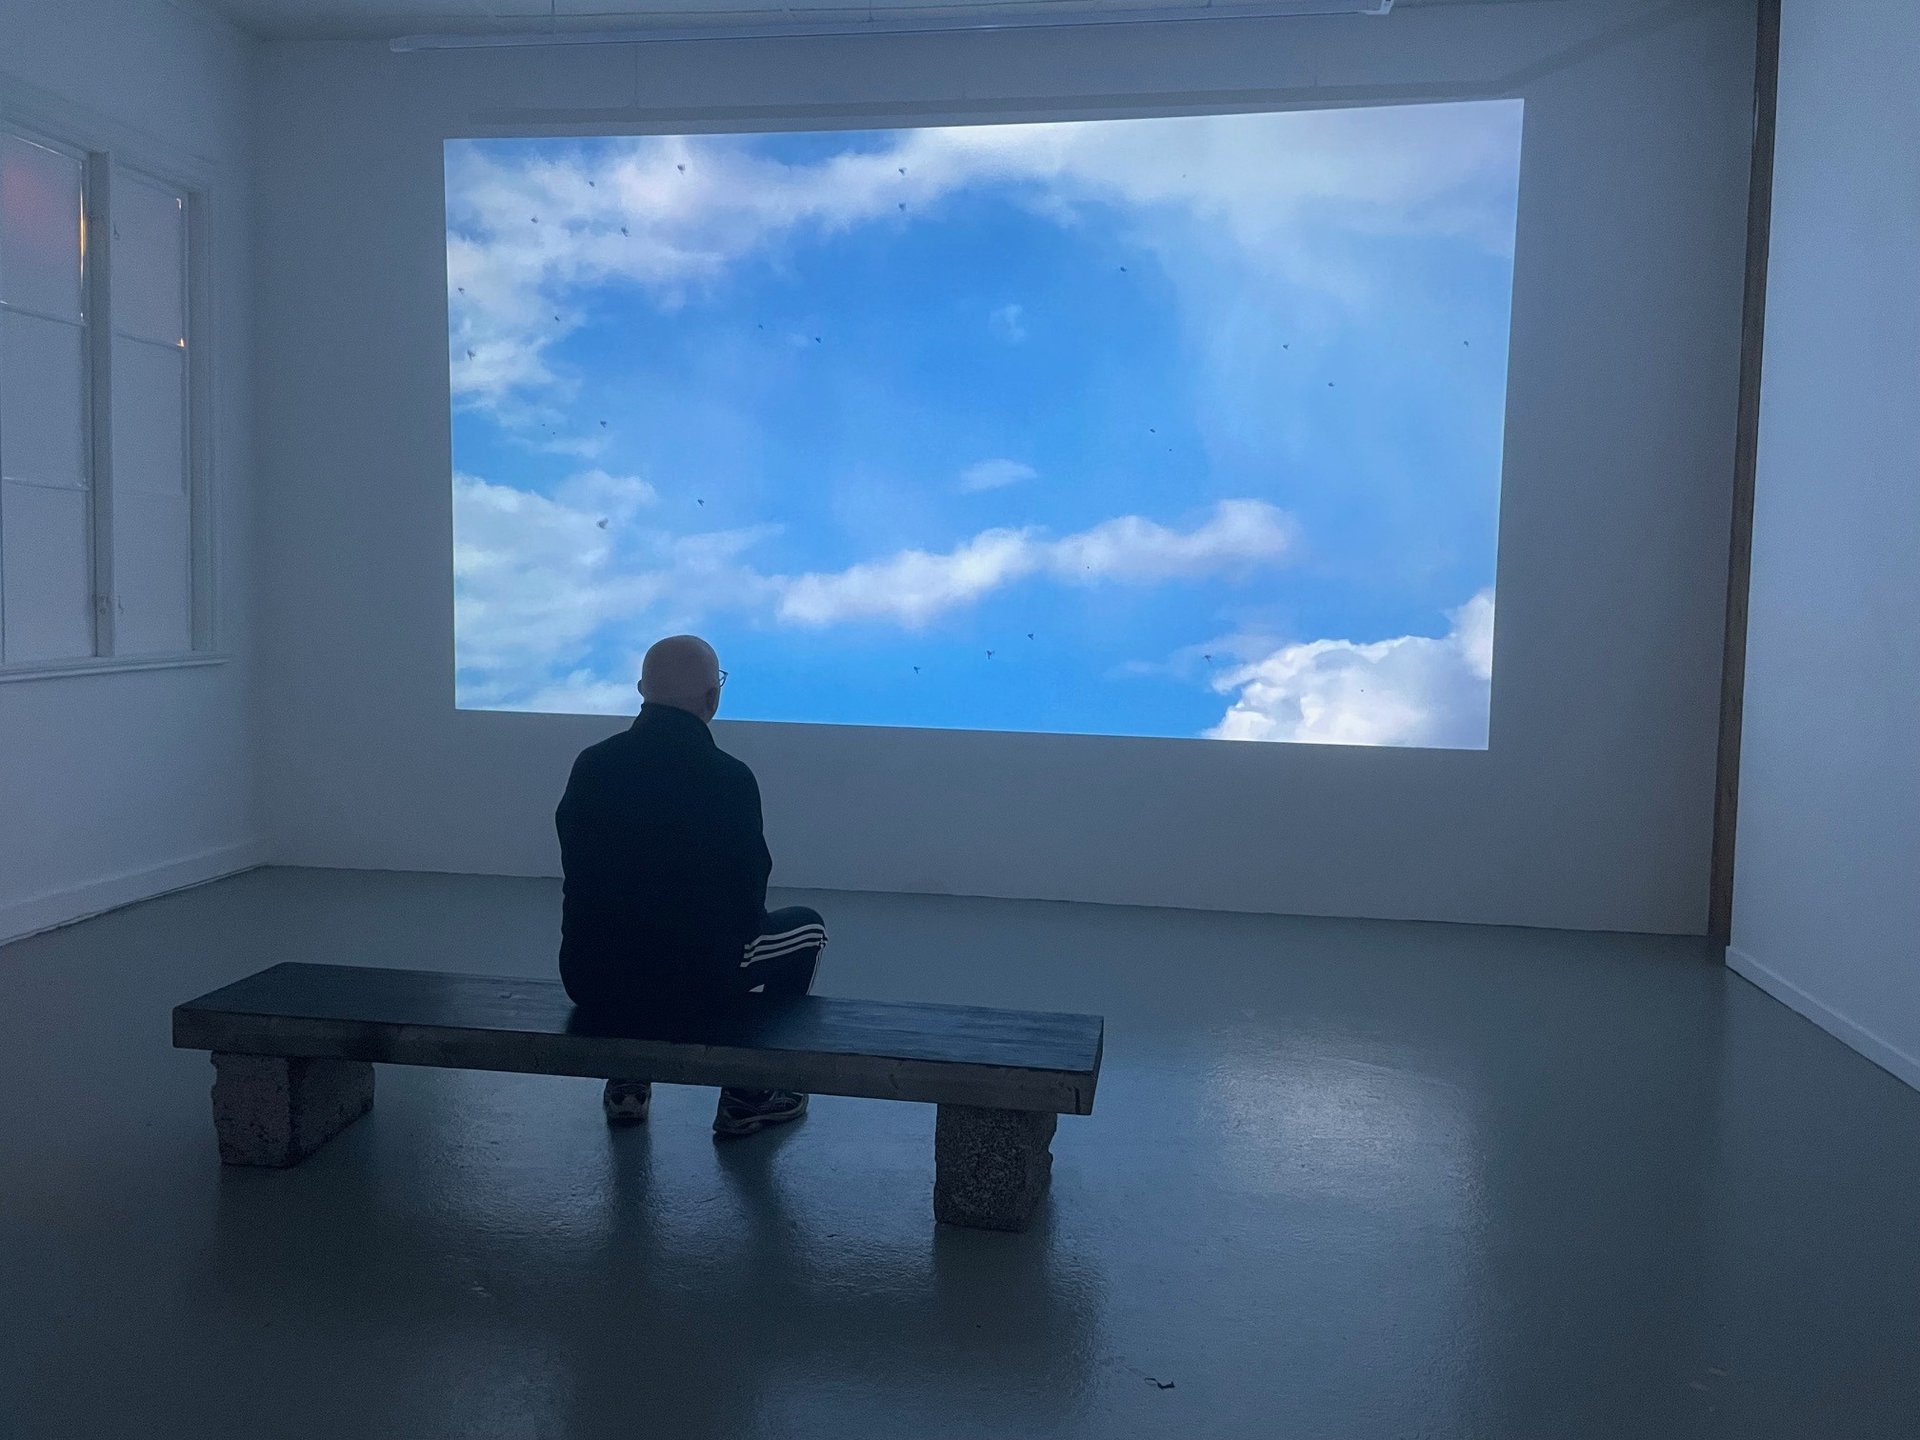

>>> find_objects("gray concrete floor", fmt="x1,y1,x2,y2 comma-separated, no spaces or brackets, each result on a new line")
3,867,1918,1439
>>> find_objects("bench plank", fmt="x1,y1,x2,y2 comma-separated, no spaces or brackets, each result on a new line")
174,963,1103,1115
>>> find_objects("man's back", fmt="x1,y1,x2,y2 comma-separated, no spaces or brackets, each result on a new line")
556,703,772,1012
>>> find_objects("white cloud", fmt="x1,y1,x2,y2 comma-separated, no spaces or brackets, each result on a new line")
778,528,1033,628
1051,500,1297,583
503,669,641,716
457,462,1296,697
452,470,776,685
554,468,656,518
777,498,1295,628
989,302,1027,343
539,432,610,461
957,458,1038,493
1206,590,1495,748
446,102,1523,408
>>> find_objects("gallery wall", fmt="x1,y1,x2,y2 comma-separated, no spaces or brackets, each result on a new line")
0,0,261,942
253,0,1757,932
1730,0,1920,1087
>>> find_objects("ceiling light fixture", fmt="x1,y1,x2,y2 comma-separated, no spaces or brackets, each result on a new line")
391,0,1392,53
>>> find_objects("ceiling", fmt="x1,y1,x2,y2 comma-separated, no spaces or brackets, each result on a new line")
192,0,1501,43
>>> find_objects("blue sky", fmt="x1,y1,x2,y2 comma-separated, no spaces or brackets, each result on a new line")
445,101,1522,746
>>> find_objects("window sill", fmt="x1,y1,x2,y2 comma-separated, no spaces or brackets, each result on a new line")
0,652,230,684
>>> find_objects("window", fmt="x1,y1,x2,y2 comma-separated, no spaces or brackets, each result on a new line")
0,122,209,674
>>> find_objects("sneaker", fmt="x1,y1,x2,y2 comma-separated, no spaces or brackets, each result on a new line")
713,1088,809,1137
602,1079,652,1125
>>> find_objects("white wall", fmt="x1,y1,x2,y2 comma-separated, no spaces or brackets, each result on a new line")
1729,0,1920,1086
255,0,1756,933
0,0,261,941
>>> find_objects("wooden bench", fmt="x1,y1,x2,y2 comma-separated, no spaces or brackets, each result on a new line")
173,962,1103,1231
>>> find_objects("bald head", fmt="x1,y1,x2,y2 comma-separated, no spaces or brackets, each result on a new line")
640,635,723,719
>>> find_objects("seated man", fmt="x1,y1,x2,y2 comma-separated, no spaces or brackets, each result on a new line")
556,634,827,1137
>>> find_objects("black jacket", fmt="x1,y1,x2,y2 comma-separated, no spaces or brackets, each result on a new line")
556,703,772,1011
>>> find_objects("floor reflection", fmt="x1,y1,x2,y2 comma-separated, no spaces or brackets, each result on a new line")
188,1076,1106,1440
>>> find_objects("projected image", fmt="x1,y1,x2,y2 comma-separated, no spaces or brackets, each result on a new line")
447,101,1521,746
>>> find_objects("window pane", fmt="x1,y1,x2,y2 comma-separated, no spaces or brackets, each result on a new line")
1,480,93,662
106,166,197,660
111,336,186,496
111,489,191,655
0,133,84,321
111,171,184,346
0,309,88,488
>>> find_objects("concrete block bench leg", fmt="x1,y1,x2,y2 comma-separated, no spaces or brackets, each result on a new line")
209,1053,375,1167
934,1104,1056,1231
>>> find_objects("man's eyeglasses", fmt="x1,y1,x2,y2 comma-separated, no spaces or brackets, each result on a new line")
717,670,729,689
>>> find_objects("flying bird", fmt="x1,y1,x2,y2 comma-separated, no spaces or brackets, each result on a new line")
676,163,686,173
985,650,995,660
465,348,475,359
599,419,607,427
913,666,921,675
531,216,538,223
620,226,629,236
596,518,608,529
898,166,906,175
696,498,705,507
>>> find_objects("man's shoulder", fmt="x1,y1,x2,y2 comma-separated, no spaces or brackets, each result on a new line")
710,743,760,792
572,730,632,769
571,725,753,788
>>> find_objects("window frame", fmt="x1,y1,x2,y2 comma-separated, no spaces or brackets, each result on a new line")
0,97,221,683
